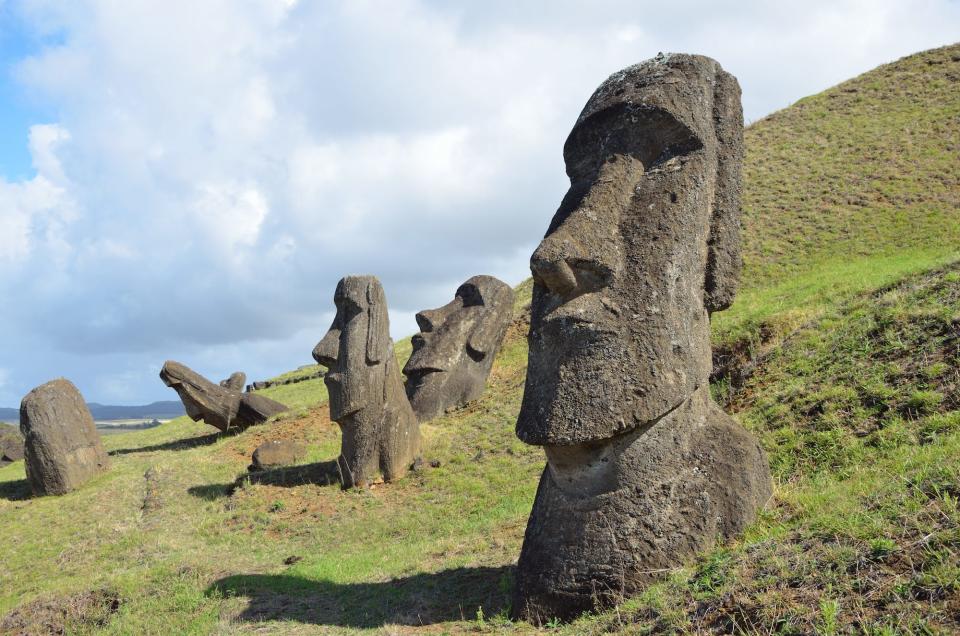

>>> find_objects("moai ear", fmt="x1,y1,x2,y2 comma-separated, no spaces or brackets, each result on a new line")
466,309,497,359
365,280,388,365
704,67,744,313
466,285,513,358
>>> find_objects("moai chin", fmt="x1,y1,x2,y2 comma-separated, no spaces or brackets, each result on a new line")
512,53,772,623
403,275,514,422
313,276,420,488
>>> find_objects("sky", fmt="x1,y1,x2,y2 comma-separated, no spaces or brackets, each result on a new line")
0,0,957,407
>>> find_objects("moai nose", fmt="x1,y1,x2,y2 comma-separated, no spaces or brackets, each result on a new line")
530,237,580,297
415,309,441,333
312,328,340,368
415,298,459,333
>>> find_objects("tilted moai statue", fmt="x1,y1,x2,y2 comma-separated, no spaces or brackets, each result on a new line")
20,378,110,496
219,372,246,392
313,276,420,488
160,362,288,432
512,54,772,622
404,275,515,421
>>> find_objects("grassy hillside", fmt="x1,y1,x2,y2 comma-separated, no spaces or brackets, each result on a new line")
0,44,957,634
713,42,960,387
740,42,960,287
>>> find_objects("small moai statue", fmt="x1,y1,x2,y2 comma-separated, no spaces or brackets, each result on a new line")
313,276,420,488
219,372,246,392
512,53,772,623
20,378,110,496
404,275,514,421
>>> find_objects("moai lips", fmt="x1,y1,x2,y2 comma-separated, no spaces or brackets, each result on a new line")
313,276,420,488
512,53,772,623
404,275,514,422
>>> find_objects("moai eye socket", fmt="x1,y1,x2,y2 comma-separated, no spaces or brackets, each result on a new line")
456,283,484,307
334,295,362,320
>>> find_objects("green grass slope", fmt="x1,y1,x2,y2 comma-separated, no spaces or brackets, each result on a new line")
741,42,960,287
715,43,960,353
0,44,958,635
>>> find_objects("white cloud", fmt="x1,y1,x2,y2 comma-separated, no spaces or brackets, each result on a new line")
0,0,957,403
191,182,269,256
0,124,77,266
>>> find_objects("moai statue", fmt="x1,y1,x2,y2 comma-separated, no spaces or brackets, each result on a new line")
20,378,110,496
512,54,772,623
313,276,420,488
160,362,288,432
403,275,515,421
219,372,246,392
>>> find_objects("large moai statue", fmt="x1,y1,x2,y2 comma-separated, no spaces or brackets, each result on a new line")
20,378,110,496
512,54,772,623
313,276,420,488
403,275,515,421
160,362,288,432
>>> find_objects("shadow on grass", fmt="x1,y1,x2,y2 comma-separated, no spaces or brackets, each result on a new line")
0,478,32,501
208,565,514,628
109,429,239,456
187,460,341,500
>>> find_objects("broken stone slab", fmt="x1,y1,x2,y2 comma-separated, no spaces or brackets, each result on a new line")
313,276,420,488
512,53,772,623
250,440,307,471
20,378,110,496
403,275,514,422
160,361,288,432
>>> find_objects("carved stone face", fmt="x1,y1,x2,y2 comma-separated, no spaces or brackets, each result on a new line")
516,54,743,446
403,275,513,420
312,276,390,422
511,55,764,625
160,360,241,431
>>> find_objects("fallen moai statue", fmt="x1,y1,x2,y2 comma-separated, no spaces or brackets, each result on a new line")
160,361,288,432
0,427,24,466
313,275,420,488
20,378,110,496
403,275,514,422
512,53,772,623
219,372,246,392
246,366,324,392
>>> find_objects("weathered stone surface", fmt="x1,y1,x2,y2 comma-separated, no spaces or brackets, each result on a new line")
19,379,109,496
238,392,289,425
403,275,514,421
513,53,772,623
250,440,307,470
160,361,288,431
313,276,420,488
0,427,24,465
219,372,246,392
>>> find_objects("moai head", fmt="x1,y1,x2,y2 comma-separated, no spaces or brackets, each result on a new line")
516,53,744,447
160,360,241,431
312,276,391,421
403,275,514,421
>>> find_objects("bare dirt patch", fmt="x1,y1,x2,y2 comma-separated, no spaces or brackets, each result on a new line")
0,589,121,635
